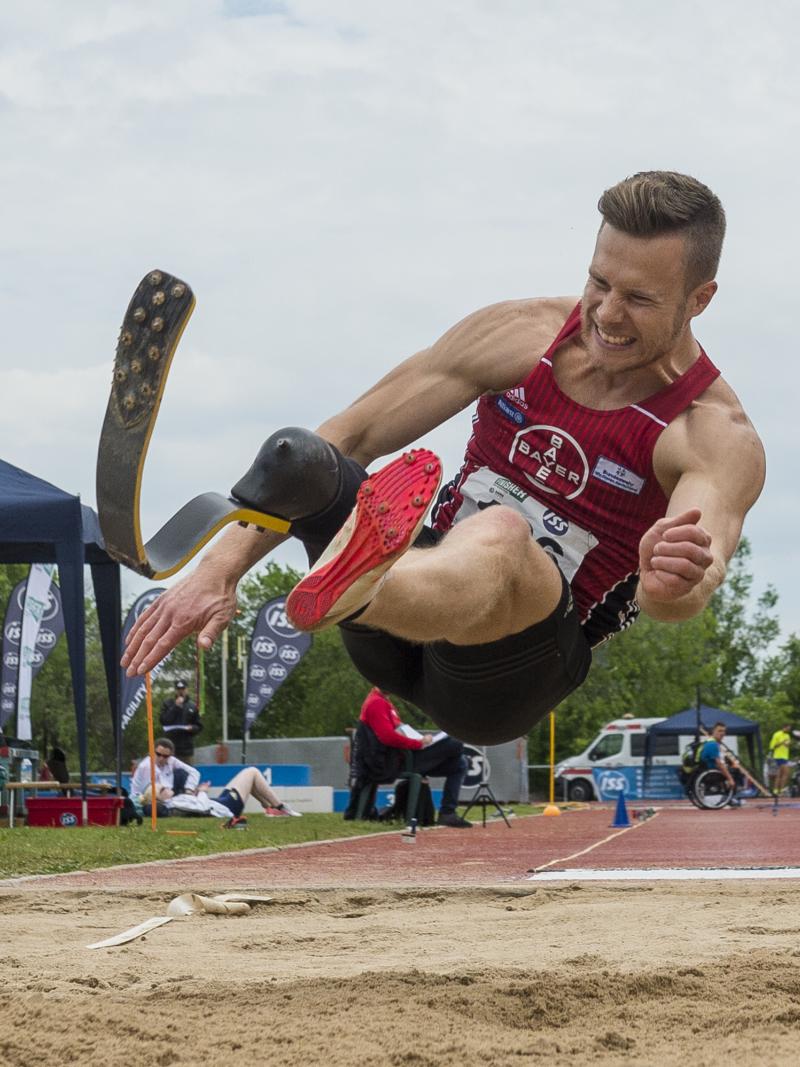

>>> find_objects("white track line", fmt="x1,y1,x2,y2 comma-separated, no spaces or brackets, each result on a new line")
529,812,656,874
530,867,800,881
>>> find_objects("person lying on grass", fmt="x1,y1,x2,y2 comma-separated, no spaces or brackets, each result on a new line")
131,738,301,822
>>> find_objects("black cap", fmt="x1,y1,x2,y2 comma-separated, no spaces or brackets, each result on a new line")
175,680,187,689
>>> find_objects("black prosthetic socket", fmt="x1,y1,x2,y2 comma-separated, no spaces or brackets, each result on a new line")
230,426,366,565
231,427,344,521
291,448,368,565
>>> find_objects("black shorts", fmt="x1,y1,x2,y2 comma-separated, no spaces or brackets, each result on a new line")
217,787,244,817
340,562,592,746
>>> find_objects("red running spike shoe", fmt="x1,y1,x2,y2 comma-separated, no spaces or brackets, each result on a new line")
286,448,442,631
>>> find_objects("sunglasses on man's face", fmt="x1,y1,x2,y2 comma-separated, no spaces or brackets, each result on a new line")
155,751,171,759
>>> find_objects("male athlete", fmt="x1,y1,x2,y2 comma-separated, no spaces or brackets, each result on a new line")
123,171,765,747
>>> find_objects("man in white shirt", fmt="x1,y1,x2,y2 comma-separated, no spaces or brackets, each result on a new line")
130,738,301,821
130,737,200,800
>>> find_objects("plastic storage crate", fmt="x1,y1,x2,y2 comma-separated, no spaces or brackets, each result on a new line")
25,796,123,827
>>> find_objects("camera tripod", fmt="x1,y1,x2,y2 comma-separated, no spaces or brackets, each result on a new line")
460,747,512,828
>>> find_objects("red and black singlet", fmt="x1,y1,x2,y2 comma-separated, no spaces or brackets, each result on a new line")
432,303,720,646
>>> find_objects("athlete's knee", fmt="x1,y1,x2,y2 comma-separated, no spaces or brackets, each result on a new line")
469,507,536,595
470,505,532,557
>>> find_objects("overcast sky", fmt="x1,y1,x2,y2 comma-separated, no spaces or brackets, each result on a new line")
1,0,797,640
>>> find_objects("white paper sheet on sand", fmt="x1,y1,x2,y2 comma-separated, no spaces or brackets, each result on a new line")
87,894,273,949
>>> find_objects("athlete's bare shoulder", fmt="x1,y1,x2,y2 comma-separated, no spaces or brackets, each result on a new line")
433,296,578,395
655,373,765,502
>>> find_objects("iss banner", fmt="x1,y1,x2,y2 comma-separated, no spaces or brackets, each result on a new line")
119,588,168,730
1,570,64,734
16,564,58,740
244,596,312,732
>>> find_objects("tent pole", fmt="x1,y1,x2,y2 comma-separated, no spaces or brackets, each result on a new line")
146,673,157,831
56,533,89,826
90,561,122,793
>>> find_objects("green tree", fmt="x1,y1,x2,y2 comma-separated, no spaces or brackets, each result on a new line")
0,564,29,618
703,539,781,705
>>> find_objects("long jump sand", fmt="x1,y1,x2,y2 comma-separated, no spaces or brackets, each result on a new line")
3,809,799,1066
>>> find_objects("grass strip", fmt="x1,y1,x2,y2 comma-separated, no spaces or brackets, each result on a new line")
0,806,542,878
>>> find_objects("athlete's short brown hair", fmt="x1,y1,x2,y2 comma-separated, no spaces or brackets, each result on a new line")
598,171,726,289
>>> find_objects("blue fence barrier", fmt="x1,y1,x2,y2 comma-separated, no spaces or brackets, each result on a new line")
333,788,443,813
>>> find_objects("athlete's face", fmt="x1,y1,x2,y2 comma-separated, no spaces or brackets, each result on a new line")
581,224,716,371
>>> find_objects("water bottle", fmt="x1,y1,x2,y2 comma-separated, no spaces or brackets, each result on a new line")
20,757,33,783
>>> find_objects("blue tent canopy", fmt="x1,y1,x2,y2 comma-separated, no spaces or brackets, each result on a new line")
645,703,764,774
0,459,122,800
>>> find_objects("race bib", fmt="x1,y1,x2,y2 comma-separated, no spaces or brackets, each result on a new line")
454,468,598,583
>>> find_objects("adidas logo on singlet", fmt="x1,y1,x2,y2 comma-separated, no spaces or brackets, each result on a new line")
505,386,528,409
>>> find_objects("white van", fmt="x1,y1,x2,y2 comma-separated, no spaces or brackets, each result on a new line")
555,717,739,802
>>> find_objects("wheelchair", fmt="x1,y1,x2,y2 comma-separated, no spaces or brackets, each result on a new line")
685,765,737,810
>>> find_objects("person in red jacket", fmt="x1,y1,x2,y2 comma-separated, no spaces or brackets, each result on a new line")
360,687,471,828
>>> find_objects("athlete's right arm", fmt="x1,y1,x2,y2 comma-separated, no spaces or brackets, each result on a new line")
122,298,571,675
316,298,572,467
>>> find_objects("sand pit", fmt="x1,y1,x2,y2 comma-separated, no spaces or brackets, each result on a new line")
2,882,800,1066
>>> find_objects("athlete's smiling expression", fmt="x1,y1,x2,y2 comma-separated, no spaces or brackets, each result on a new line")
580,224,716,374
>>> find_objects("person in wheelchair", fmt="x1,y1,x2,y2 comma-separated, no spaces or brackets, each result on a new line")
681,722,740,809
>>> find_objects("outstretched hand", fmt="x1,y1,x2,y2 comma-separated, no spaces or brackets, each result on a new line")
638,508,713,604
121,570,238,677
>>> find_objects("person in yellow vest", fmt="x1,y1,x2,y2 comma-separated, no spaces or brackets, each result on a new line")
767,723,794,795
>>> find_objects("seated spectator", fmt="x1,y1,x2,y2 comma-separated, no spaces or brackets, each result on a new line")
131,738,301,821
697,722,745,802
698,723,737,781
358,687,471,828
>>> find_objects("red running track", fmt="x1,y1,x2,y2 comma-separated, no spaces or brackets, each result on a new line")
4,802,799,892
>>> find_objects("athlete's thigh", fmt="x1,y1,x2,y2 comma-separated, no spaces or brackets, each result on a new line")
223,767,256,797
435,506,564,641
419,574,591,746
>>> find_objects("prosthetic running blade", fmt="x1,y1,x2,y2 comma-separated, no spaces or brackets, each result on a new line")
96,269,290,579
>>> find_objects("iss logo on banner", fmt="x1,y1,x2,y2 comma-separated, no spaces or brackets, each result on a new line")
593,768,640,800
244,595,312,731
0,574,65,732
462,745,491,789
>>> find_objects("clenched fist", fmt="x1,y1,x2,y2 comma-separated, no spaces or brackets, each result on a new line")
638,508,713,604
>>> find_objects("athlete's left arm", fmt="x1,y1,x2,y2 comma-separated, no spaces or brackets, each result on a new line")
637,402,766,623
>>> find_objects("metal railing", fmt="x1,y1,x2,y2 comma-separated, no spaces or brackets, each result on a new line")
527,763,569,804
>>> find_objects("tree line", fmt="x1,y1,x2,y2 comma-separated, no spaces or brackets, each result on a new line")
1,538,797,772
